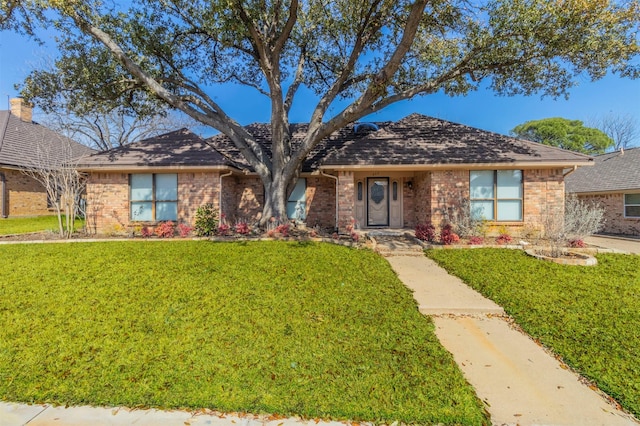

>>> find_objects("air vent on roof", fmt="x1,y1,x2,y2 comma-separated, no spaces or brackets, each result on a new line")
353,122,379,134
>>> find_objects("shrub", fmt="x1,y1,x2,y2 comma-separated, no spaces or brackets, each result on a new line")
140,226,153,238
415,223,436,242
234,221,251,235
495,234,512,245
351,232,359,243
275,223,290,237
155,221,175,238
218,222,231,236
439,224,460,245
564,195,605,240
568,238,587,248
177,223,192,237
194,203,219,237
468,236,484,245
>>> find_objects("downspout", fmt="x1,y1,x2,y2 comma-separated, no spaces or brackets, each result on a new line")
0,171,6,218
563,165,578,178
320,170,339,232
219,170,233,219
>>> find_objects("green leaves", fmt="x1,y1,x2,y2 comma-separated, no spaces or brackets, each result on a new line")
511,117,614,154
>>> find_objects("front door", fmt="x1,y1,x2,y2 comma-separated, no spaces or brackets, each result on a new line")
367,177,389,226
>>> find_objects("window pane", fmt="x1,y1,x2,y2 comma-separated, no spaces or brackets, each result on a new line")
497,200,523,221
131,201,152,221
470,171,494,199
357,182,363,201
497,170,522,199
625,194,640,205
156,202,177,221
288,179,306,203
156,174,177,201
626,206,640,218
471,200,494,220
392,182,398,201
287,201,306,220
131,174,153,201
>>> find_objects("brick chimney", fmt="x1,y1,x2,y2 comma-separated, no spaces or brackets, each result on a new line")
10,98,33,123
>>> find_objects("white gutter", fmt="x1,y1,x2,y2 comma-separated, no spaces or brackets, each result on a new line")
319,170,339,231
563,165,578,177
219,170,233,218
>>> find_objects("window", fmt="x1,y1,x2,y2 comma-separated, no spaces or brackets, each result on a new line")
392,181,398,201
130,174,178,221
624,194,640,218
287,178,306,220
357,181,363,201
470,170,523,221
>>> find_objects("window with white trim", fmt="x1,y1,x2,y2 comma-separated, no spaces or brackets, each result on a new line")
624,194,640,218
470,170,523,221
130,174,178,221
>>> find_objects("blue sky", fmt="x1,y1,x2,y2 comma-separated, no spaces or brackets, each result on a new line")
1,28,639,144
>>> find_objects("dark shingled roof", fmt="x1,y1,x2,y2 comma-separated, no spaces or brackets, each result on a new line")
77,113,593,172
565,147,640,193
0,110,94,168
322,114,593,166
77,128,231,169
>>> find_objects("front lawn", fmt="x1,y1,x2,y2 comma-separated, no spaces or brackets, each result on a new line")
0,241,487,425
0,215,84,235
426,249,640,417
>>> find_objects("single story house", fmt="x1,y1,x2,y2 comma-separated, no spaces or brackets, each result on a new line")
565,147,640,236
0,98,94,218
77,113,593,235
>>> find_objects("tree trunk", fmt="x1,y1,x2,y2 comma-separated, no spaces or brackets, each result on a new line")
260,172,293,226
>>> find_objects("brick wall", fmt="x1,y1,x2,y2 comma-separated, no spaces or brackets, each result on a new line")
412,172,431,225
2,168,50,216
337,171,354,231
578,193,640,236
223,176,264,222
178,172,220,224
305,176,336,229
402,178,415,228
523,168,564,232
430,170,469,228
85,172,130,234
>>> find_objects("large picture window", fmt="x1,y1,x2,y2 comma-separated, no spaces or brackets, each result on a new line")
130,174,178,221
470,170,523,221
624,194,640,218
287,178,307,220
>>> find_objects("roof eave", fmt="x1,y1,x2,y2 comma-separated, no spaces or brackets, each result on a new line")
319,160,594,172
78,164,238,173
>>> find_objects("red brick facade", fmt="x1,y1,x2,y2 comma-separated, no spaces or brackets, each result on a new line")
0,167,51,217
577,193,640,236
85,167,567,235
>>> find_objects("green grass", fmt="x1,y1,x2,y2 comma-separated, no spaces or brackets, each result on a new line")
0,241,487,425
0,215,84,235
426,248,640,417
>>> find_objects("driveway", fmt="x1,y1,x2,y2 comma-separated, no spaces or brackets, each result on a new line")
585,235,640,254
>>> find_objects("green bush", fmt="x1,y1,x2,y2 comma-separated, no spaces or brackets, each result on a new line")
194,203,218,236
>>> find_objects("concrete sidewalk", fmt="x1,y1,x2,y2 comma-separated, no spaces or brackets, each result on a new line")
386,255,639,426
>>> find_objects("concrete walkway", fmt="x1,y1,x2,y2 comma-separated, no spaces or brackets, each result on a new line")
386,254,639,426
585,235,640,254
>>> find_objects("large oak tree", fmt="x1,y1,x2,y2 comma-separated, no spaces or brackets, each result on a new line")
2,0,638,224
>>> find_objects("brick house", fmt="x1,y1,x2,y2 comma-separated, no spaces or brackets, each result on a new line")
78,113,593,235
0,99,95,218
565,147,640,236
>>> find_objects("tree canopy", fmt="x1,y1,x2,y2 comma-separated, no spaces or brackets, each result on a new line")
2,0,638,223
511,117,614,154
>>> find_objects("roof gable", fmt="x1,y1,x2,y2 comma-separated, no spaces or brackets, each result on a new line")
322,114,593,166
0,111,95,168
77,128,231,169
565,147,640,193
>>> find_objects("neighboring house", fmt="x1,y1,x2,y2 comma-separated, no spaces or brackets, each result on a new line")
565,148,640,236
0,98,95,218
77,113,593,235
